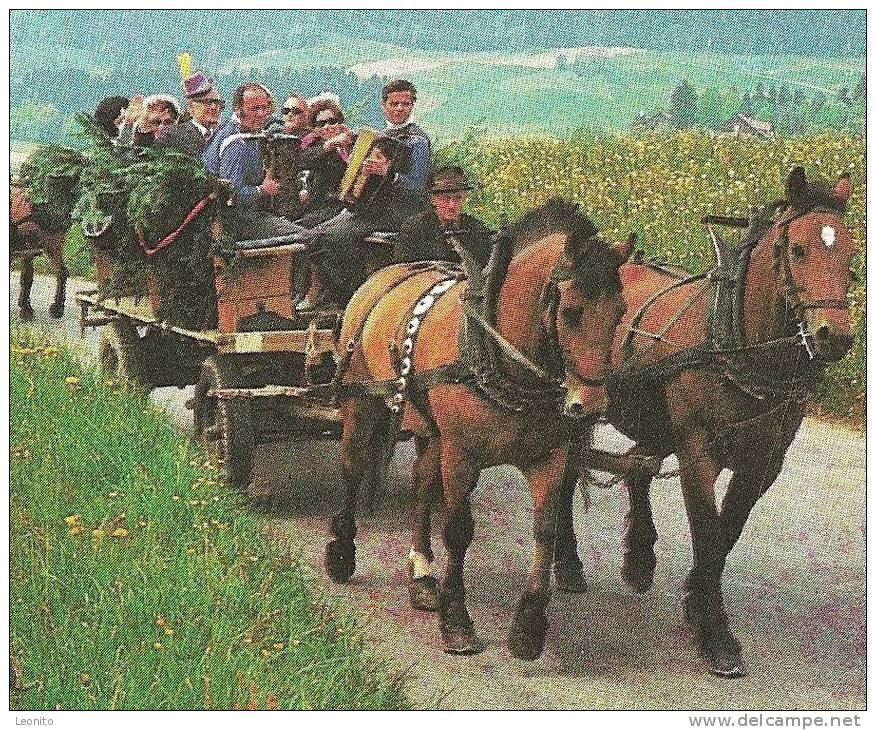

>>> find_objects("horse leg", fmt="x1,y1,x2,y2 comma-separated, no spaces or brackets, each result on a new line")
677,432,745,677
509,446,567,660
324,398,384,583
621,470,658,592
408,435,441,612
553,452,587,593
437,442,483,654
18,255,35,321
47,237,68,319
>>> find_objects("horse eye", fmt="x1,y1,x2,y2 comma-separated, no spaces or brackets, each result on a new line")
561,306,583,328
791,244,805,260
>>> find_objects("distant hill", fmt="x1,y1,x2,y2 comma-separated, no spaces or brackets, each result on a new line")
10,9,866,74
9,11,866,144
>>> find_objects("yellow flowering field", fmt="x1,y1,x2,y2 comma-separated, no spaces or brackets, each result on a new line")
445,131,866,421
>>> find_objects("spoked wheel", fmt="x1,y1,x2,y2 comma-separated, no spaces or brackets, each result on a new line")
193,355,255,492
98,320,149,388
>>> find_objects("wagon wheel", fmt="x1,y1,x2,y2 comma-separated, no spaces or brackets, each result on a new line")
98,320,150,389
193,355,255,492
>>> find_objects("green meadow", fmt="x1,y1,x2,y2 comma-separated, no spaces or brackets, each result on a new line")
10,328,410,710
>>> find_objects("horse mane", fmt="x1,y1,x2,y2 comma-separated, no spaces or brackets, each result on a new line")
768,178,847,218
508,198,622,299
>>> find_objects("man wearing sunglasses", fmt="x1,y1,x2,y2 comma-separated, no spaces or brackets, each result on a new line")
160,71,226,157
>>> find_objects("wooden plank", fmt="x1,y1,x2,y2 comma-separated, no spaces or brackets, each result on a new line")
216,328,336,354
234,243,307,259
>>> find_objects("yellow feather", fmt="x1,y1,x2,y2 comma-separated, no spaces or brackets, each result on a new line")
177,53,192,80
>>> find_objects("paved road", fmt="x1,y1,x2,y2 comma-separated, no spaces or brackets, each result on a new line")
13,276,866,710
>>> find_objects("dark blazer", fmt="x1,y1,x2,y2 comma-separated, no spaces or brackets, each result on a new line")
159,120,212,157
299,143,347,215
393,209,494,269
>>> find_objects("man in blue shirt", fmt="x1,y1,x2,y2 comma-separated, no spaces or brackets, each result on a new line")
203,82,301,241
298,79,432,310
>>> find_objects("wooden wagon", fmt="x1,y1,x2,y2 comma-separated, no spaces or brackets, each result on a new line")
76,231,394,491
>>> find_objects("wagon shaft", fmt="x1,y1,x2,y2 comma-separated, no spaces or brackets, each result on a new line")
580,447,663,478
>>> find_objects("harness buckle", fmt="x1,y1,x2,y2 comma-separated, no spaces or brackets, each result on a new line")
797,320,816,360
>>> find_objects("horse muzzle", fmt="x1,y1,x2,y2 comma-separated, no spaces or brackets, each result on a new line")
563,379,608,420
812,326,853,362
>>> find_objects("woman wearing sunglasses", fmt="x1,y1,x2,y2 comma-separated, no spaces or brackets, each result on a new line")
297,98,353,219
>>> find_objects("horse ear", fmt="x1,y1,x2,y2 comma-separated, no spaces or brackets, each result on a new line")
785,166,808,208
611,231,635,264
833,173,851,204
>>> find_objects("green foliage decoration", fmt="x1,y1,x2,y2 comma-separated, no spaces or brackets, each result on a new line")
16,143,86,233
68,114,221,328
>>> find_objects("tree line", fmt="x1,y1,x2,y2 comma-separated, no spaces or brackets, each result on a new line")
658,75,865,134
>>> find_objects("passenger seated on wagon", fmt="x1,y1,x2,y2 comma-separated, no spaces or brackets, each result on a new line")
117,94,181,148
281,93,310,135
202,82,302,242
393,166,493,270
159,71,226,157
296,79,431,311
297,99,353,223
94,96,129,139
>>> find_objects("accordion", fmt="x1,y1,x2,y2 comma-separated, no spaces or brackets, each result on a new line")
338,128,412,209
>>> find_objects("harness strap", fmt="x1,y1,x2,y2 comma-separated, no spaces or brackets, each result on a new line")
621,272,709,366
457,297,559,385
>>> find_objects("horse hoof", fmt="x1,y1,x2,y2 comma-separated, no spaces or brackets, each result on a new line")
48,305,64,319
508,593,550,660
408,576,439,612
554,566,588,594
441,624,485,655
19,308,35,322
704,649,748,678
622,561,654,593
324,539,355,584
508,624,547,661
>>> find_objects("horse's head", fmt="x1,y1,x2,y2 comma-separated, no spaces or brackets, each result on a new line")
769,166,856,362
551,228,633,419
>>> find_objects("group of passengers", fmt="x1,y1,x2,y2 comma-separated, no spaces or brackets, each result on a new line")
93,69,493,311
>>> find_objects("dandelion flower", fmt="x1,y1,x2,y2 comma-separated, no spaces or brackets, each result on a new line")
65,376,80,386
64,515,80,526
111,528,128,538
154,642,163,650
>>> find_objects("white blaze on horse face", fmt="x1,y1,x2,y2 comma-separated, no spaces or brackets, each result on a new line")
821,225,836,248
409,548,433,578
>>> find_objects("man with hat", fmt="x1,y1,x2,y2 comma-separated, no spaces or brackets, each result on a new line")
393,165,493,269
160,71,226,156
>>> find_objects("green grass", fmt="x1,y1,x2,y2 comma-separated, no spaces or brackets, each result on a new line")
10,327,410,710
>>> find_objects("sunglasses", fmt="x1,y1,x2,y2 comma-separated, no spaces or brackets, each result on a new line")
283,107,306,115
314,117,341,128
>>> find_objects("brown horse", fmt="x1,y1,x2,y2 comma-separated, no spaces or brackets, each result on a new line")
556,167,856,677
10,184,69,320
324,200,632,659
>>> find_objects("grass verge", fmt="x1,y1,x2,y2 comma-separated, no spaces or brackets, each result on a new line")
9,327,410,710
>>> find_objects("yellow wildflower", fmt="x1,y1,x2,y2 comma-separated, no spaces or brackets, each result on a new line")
154,642,163,650
64,515,80,526
111,528,128,538
64,376,80,386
